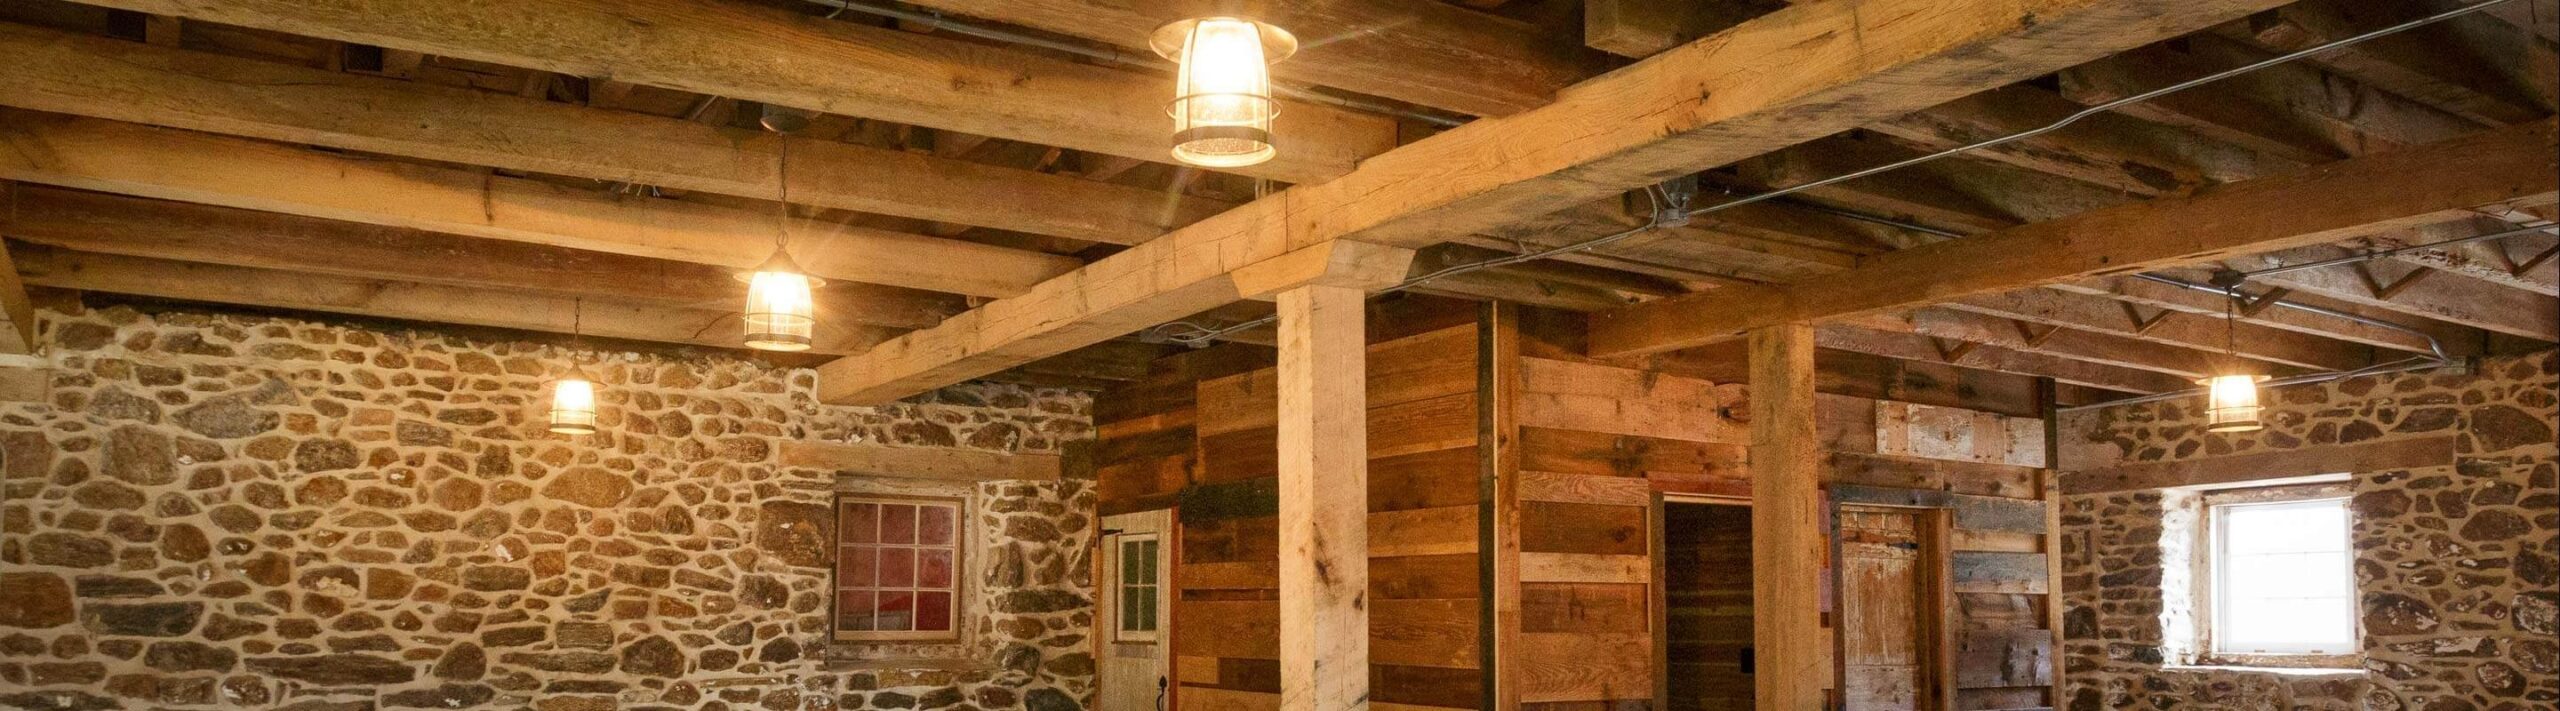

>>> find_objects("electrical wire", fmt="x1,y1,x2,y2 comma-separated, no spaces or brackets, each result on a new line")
1148,0,2530,347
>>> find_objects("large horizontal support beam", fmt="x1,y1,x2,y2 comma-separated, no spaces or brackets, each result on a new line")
1589,120,2560,358
813,0,2293,403
0,22,1226,246
57,0,1396,183
16,247,900,354
0,111,1079,298
0,186,965,330
896,0,1605,118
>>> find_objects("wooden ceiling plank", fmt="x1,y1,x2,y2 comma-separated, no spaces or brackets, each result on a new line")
1587,119,2560,358
1947,288,2375,371
2059,37,2481,162
14,247,903,355
2217,249,2560,340
892,0,1607,118
0,22,1227,246
1859,307,2244,379
1584,0,1774,59
54,0,1397,183
0,186,967,330
1814,325,2194,393
812,0,2304,403
2237,0,2555,125
2060,276,2461,356
1867,86,2294,196
0,110,1080,299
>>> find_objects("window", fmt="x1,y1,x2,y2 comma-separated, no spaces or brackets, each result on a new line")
835,496,962,641
2203,486,2354,664
1113,534,1161,642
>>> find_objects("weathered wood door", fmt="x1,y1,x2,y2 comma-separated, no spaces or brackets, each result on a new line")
1098,509,1173,711
1837,506,1942,711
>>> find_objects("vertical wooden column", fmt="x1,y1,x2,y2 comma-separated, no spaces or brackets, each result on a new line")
1749,323,1827,710
1276,284,1370,711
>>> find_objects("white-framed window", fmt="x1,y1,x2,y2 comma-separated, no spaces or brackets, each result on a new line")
2202,485,2355,664
1113,533,1162,642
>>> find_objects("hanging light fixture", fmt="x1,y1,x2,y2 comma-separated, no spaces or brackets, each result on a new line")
549,299,600,435
2200,285,2267,433
742,134,821,352
1151,16,1295,168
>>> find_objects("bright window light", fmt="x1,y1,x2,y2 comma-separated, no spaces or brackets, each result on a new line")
2212,497,2354,655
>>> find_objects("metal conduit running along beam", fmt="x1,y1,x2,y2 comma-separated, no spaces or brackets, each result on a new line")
1140,0,2536,348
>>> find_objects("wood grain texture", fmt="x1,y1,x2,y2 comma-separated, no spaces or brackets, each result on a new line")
0,22,1228,245
782,441,1059,481
1275,284,1369,711
815,0,2292,402
60,0,1395,183
0,110,1077,299
2062,434,2456,494
1751,323,1829,710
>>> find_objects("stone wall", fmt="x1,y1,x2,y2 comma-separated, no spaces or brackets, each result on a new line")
2056,350,2558,711
0,302,1098,710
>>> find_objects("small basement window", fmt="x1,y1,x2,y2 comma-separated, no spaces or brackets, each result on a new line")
2200,485,2355,666
835,496,963,642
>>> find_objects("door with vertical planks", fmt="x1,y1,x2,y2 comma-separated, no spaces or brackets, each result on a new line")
1099,509,1173,711
1838,506,1940,711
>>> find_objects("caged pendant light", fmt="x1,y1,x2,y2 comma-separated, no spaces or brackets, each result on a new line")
548,299,600,436
742,135,822,352
2199,290,2268,433
1151,16,1296,168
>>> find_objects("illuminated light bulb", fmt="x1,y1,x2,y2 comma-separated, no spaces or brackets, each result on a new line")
1152,17,1295,168
2200,373,2269,433
548,367,599,435
741,250,820,352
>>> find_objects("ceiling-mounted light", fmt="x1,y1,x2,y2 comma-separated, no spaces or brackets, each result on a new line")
744,134,821,352
2200,373,2269,433
1151,16,1295,168
2202,280,2266,433
549,299,599,435
742,249,820,352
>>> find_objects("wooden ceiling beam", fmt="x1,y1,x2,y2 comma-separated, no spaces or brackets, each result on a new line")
0,111,1081,299
812,0,2298,404
1876,307,2263,379
2214,249,2560,340
1584,0,1776,59
2233,0,2556,125
1814,325,2193,393
0,21,1228,246
53,0,1397,183
2059,276,2461,356
2357,219,2560,294
2059,36,2480,163
1869,85,2295,196
0,186,967,331
1588,120,2559,358
15,247,903,355
894,0,1607,118
1946,288,2377,372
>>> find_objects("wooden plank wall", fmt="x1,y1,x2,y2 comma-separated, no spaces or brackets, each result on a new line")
1095,297,1487,711
1663,503,1753,711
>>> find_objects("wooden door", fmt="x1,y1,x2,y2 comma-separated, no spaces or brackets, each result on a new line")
1837,506,1943,711
1099,510,1173,711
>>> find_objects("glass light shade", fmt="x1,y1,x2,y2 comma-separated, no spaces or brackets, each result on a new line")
2200,373,2269,433
548,372,598,435
740,249,821,352
1152,17,1295,168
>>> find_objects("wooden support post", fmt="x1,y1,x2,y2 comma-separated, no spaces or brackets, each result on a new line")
1276,284,1369,711
1750,323,1827,710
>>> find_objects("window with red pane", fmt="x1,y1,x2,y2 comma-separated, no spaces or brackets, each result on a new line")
834,496,962,641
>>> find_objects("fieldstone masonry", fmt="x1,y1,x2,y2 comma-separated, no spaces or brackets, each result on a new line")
0,303,1099,710
2059,350,2559,710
